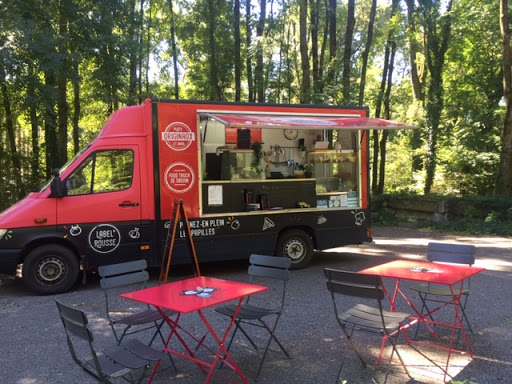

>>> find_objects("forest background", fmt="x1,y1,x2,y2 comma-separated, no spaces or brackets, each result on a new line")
1,0,512,227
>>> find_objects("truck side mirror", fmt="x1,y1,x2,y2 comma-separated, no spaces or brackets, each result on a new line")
50,168,67,198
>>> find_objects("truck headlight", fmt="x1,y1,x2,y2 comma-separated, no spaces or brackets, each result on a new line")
0,229,7,240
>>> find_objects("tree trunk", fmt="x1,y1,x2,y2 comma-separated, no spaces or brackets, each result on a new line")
44,70,59,176
378,41,397,195
341,0,355,104
127,0,138,105
255,0,266,102
207,0,221,99
406,0,424,174
28,64,41,188
422,0,453,194
57,0,69,165
326,0,336,85
0,58,24,197
234,0,241,101
138,0,145,103
246,0,254,102
168,0,180,99
310,0,321,93
299,0,311,103
405,0,423,101
72,60,80,155
497,0,512,195
372,43,390,194
358,0,377,106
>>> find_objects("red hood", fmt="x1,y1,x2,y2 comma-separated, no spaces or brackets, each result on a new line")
0,192,56,228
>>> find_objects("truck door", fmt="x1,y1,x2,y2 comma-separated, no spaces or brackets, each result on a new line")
56,147,142,265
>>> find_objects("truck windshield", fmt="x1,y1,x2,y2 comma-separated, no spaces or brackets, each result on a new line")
39,145,91,192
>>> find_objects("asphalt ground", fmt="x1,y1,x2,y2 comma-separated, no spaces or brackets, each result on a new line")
1,226,511,384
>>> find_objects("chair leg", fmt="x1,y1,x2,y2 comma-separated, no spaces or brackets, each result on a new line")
384,334,411,384
218,320,242,369
460,295,474,334
341,325,367,368
153,320,177,371
254,318,290,378
336,326,364,384
259,318,290,358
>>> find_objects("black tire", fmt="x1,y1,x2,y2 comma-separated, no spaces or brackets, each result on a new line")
275,229,313,269
22,244,79,294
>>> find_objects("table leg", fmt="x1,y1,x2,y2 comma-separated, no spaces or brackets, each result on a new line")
198,297,247,384
442,281,473,383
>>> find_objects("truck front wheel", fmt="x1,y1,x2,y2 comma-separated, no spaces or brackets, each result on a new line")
276,229,313,269
22,245,79,294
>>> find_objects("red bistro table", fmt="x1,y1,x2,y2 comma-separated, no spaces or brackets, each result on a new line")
359,259,484,382
121,276,268,383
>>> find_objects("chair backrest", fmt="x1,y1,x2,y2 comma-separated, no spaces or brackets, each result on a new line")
248,254,291,281
55,299,93,342
99,259,149,290
324,268,385,301
427,242,475,266
246,254,290,307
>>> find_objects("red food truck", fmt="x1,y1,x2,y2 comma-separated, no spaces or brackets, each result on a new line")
0,98,413,294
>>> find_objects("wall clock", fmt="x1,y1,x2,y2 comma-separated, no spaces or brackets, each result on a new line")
283,128,298,140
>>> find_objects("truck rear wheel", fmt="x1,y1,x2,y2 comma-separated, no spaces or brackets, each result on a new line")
22,245,79,294
276,229,313,269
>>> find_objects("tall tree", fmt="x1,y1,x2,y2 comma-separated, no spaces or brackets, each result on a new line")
246,0,254,102
0,55,24,196
421,0,453,194
498,0,512,195
299,0,310,103
358,0,377,106
168,0,179,99
405,0,425,174
57,0,69,164
255,0,266,102
341,0,355,104
234,0,241,101
372,0,400,195
326,0,337,86
207,0,221,99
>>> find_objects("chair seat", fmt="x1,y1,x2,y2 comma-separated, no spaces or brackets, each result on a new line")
112,308,176,326
86,352,132,378
339,303,410,333
215,303,278,320
122,338,166,361
410,283,469,296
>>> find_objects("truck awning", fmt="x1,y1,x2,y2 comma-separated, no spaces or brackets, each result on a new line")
200,113,416,130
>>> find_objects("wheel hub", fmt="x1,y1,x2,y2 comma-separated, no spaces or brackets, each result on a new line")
37,257,65,283
286,240,304,260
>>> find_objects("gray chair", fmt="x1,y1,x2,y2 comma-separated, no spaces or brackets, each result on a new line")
99,260,176,348
55,299,163,384
215,254,292,378
410,242,476,337
324,268,412,384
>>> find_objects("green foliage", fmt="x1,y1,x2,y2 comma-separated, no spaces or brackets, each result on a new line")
0,0,508,213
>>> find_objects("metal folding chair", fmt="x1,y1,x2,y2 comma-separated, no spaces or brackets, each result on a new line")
410,242,476,338
324,268,412,384
55,299,163,384
215,254,292,378
99,260,176,349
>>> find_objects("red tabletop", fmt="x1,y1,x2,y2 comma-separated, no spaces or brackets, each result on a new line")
121,276,268,313
359,259,484,285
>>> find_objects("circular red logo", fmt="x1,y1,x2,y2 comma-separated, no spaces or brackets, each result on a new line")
164,162,195,193
161,122,195,151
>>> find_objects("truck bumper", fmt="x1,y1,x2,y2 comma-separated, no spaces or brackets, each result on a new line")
0,249,23,275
